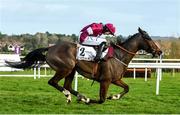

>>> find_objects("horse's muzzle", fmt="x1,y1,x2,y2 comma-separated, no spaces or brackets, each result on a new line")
152,50,162,58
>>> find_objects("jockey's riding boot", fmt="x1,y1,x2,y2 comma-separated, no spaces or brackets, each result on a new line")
94,42,106,62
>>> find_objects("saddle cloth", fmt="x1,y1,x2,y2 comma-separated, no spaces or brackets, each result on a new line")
76,45,114,61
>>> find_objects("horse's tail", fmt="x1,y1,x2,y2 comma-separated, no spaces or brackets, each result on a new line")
5,47,49,69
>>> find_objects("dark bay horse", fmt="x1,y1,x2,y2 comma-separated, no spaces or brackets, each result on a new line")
6,28,162,104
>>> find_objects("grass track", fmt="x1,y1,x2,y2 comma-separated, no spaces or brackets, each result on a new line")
0,72,180,114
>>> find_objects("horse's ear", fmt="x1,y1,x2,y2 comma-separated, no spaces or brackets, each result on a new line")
138,27,143,34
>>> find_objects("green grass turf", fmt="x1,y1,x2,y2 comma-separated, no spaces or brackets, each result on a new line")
0,72,180,114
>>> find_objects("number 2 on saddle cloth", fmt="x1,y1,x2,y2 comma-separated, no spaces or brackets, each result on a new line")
76,45,114,80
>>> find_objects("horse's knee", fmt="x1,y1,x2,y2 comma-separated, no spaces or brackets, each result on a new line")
125,85,129,93
48,79,53,85
48,79,56,86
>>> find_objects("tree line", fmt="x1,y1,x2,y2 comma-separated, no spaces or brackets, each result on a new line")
0,31,179,58
0,32,79,55
0,32,124,55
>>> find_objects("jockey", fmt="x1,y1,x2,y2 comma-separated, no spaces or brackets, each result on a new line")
79,22,116,62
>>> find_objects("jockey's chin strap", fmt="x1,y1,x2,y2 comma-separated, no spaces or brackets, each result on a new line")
114,44,136,55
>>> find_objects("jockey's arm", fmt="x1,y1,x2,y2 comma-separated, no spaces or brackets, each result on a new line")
86,27,93,35
79,27,93,43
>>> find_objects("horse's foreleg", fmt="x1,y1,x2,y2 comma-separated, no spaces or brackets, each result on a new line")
98,80,110,103
87,80,110,104
107,80,129,100
65,78,110,104
48,72,72,103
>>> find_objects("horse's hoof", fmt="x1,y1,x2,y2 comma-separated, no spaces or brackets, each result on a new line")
77,94,90,104
67,99,71,104
66,94,71,104
76,98,81,103
77,95,82,102
85,101,90,105
107,94,121,100
84,98,90,104
107,94,113,99
107,96,112,99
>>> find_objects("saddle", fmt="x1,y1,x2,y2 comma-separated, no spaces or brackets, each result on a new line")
76,44,114,78
76,44,114,62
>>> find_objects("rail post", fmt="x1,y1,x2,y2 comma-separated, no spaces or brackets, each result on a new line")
145,68,147,81
38,61,40,79
133,68,136,79
34,66,36,79
74,71,78,91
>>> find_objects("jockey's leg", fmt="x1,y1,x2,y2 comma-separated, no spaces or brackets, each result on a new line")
94,42,106,62
80,36,107,62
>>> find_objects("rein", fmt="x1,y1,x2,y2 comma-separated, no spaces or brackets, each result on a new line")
112,44,136,67
113,57,128,67
114,44,136,55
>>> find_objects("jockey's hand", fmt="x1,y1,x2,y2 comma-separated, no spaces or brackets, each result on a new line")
112,34,117,38
109,41,114,45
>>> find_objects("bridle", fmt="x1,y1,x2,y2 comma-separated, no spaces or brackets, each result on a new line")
144,39,160,50
112,31,161,67
112,38,155,67
114,37,159,56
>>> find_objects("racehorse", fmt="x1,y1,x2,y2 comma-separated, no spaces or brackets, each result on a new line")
6,28,162,104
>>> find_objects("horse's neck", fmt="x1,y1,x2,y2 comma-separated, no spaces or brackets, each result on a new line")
119,36,140,65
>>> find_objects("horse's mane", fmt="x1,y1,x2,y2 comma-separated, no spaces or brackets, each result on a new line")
109,33,140,60
120,33,139,45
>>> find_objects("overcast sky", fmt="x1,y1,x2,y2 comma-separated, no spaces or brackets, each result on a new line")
0,0,179,37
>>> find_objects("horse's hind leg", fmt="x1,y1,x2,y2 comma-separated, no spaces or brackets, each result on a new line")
63,70,91,104
107,80,129,100
63,69,79,96
48,71,72,103
63,69,77,94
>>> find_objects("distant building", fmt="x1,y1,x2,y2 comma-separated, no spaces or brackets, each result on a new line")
8,44,24,54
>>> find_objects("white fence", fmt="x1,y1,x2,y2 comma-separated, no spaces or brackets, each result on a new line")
128,57,180,95
0,58,180,95
128,62,180,95
74,59,180,95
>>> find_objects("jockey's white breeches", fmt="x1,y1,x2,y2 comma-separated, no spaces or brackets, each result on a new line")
80,36,107,46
